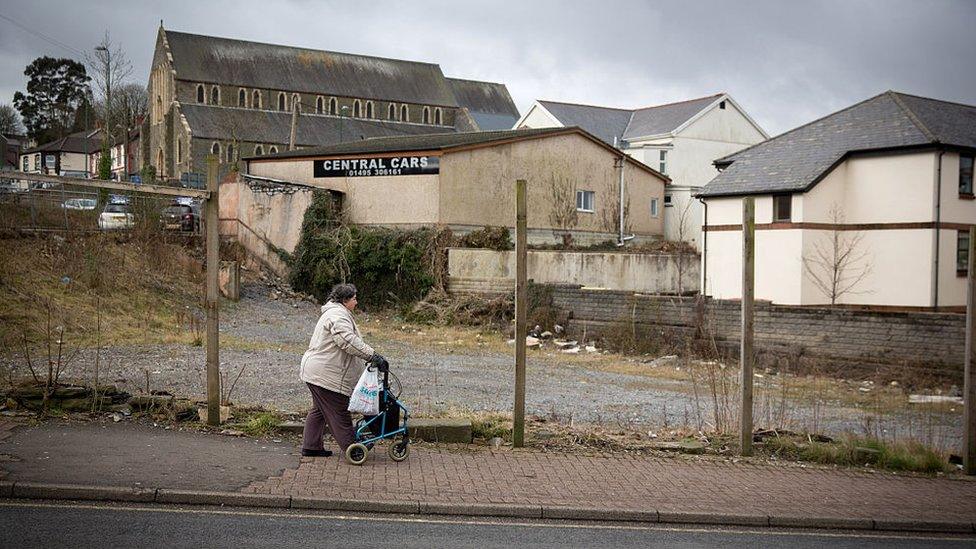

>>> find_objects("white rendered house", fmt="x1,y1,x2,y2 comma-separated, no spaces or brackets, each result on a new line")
515,93,767,248
698,91,976,309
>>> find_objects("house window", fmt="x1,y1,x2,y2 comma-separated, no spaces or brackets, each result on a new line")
773,195,792,222
422,106,430,124
720,100,727,110
316,96,324,114
576,190,595,212
292,94,301,112
210,86,220,105
196,85,204,103
400,104,408,121
434,107,442,125
211,142,221,157
238,88,246,107
658,150,667,175
959,230,972,275
177,140,182,163
353,100,361,117
278,93,286,111
365,101,374,118
388,103,397,120
664,194,673,207
650,198,659,217
961,154,974,196
269,146,278,154
254,145,263,156
226,144,235,163
252,90,261,109
329,97,338,115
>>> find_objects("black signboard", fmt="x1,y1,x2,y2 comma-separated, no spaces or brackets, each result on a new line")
313,155,439,178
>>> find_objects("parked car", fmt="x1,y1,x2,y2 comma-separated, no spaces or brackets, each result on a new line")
159,201,201,232
61,198,97,210
98,202,134,230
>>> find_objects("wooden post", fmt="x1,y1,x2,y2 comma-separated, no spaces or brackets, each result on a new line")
513,179,528,448
205,156,221,425
740,197,755,456
965,226,976,475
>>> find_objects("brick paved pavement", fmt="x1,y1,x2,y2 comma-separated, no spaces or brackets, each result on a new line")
244,445,976,523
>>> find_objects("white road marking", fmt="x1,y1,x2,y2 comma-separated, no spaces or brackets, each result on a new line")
1,501,971,542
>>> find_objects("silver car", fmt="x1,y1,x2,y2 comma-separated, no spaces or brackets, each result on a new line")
98,202,134,230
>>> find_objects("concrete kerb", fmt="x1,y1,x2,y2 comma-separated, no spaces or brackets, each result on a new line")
0,482,973,534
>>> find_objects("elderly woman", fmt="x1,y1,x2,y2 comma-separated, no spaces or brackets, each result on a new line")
299,283,379,457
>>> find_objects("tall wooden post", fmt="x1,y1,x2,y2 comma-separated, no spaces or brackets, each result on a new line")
740,197,755,456
964,226,976,475
513,179,528,448
205,156,221,425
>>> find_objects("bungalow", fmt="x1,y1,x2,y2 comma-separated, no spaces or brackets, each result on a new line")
698,91,976,309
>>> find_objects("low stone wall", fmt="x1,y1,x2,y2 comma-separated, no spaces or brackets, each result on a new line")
545,285,966,375
448,248,700,296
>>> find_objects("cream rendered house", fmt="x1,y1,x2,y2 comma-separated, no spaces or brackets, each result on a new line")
698,91,976,309
514,93,767,248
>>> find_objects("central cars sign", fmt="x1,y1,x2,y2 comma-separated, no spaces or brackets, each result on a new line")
313,155,439,178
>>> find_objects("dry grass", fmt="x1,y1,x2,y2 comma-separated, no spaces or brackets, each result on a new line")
0,234,204,351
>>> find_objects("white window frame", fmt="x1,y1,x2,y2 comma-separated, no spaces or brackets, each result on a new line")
196,84,205,104
329,97,338,115
365,100,374,118
238,88,247,107
269,146,278,154
434,107,442,125
211,142,221,157
658,149,667,175
316,96,324,114
353,99,362,117
422,106,430,124
400,104,409,121
576,190,595,213
650,198,659,218
252,90,261,109
210,85,220,105
388,103,397,120
278,92,287,111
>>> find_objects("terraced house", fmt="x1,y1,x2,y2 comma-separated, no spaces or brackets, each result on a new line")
144,26,519,183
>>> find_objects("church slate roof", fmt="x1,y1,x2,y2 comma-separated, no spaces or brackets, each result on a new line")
699,91,976,198
181,104,455,148
165,30,460,107
537,94,726,146
446,78,520,130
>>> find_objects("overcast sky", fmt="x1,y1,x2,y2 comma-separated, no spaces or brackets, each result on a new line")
1,0,974,136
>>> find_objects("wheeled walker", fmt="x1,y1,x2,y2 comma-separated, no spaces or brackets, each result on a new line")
344,355,410,465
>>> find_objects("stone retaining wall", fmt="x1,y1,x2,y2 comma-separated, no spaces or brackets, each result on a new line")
545,285,966,375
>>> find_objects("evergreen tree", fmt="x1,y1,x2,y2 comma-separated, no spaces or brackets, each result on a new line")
13,56,90,143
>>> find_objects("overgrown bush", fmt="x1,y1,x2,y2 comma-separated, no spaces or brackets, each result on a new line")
288,191,449,307
458,226,512,250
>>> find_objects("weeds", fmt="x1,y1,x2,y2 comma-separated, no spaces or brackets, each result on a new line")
761,434,949,473
240,411,282,438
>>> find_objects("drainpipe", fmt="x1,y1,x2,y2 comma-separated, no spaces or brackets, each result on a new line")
932,149,944,310
698,195,708,296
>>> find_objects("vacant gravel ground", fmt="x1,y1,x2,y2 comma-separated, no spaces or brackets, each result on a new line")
2,282,962,449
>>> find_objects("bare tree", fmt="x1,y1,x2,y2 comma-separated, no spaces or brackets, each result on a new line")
599,177,631,236
113,83,148,129
673,197,695,294
0,103,24,135
86,32,133,138
546,169,579,246
802,204,873,305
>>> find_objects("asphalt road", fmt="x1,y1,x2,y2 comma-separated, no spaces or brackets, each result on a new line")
1,501,973,549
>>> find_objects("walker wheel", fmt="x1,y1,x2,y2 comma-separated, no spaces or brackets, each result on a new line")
345,443,369,465
388,440,409,462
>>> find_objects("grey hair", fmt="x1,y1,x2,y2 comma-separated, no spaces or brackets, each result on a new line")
328,283,358,304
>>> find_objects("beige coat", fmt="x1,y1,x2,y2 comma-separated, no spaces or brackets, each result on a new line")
300,301,375,396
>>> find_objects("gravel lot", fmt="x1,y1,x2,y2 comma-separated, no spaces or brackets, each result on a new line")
4,282,962,448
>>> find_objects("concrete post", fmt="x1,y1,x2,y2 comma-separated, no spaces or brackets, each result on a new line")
205,156,221,425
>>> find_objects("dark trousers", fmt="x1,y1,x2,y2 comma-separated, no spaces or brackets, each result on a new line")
302,383,357,452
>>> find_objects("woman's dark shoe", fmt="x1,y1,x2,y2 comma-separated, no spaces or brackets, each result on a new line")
301,449,333,457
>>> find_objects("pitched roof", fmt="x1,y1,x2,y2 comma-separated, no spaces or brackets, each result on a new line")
22,130,102,154
182,104,455,148
447,78,520,131
164,30,459,107
536,94,726,146
537,101,633,145
245,126,669,180
699,91,976,198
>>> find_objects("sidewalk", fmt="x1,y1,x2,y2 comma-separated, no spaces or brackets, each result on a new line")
2,417,975,533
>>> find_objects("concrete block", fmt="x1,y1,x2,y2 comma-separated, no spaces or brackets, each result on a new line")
873,518,974,533
769,515,873,530
543,506,658,522
156,489,289,508
421,501,542,518
291,497,419,514
276,420,305,434
658,511,769,527
409,418,472,443
12,482,156,503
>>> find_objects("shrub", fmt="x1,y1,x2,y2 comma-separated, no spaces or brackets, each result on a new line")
458,226,512,250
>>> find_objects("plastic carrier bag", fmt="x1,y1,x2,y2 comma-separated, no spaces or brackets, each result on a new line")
348,366,380,415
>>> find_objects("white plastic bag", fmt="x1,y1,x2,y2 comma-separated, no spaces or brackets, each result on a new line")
348,366,380,415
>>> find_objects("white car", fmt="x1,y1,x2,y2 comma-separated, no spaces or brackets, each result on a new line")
98,203,135,230
62,198,97,210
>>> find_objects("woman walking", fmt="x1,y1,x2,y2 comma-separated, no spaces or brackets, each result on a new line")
299,283,377,457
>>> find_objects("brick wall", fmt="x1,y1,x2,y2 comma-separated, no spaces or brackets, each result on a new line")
544,285,966,375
